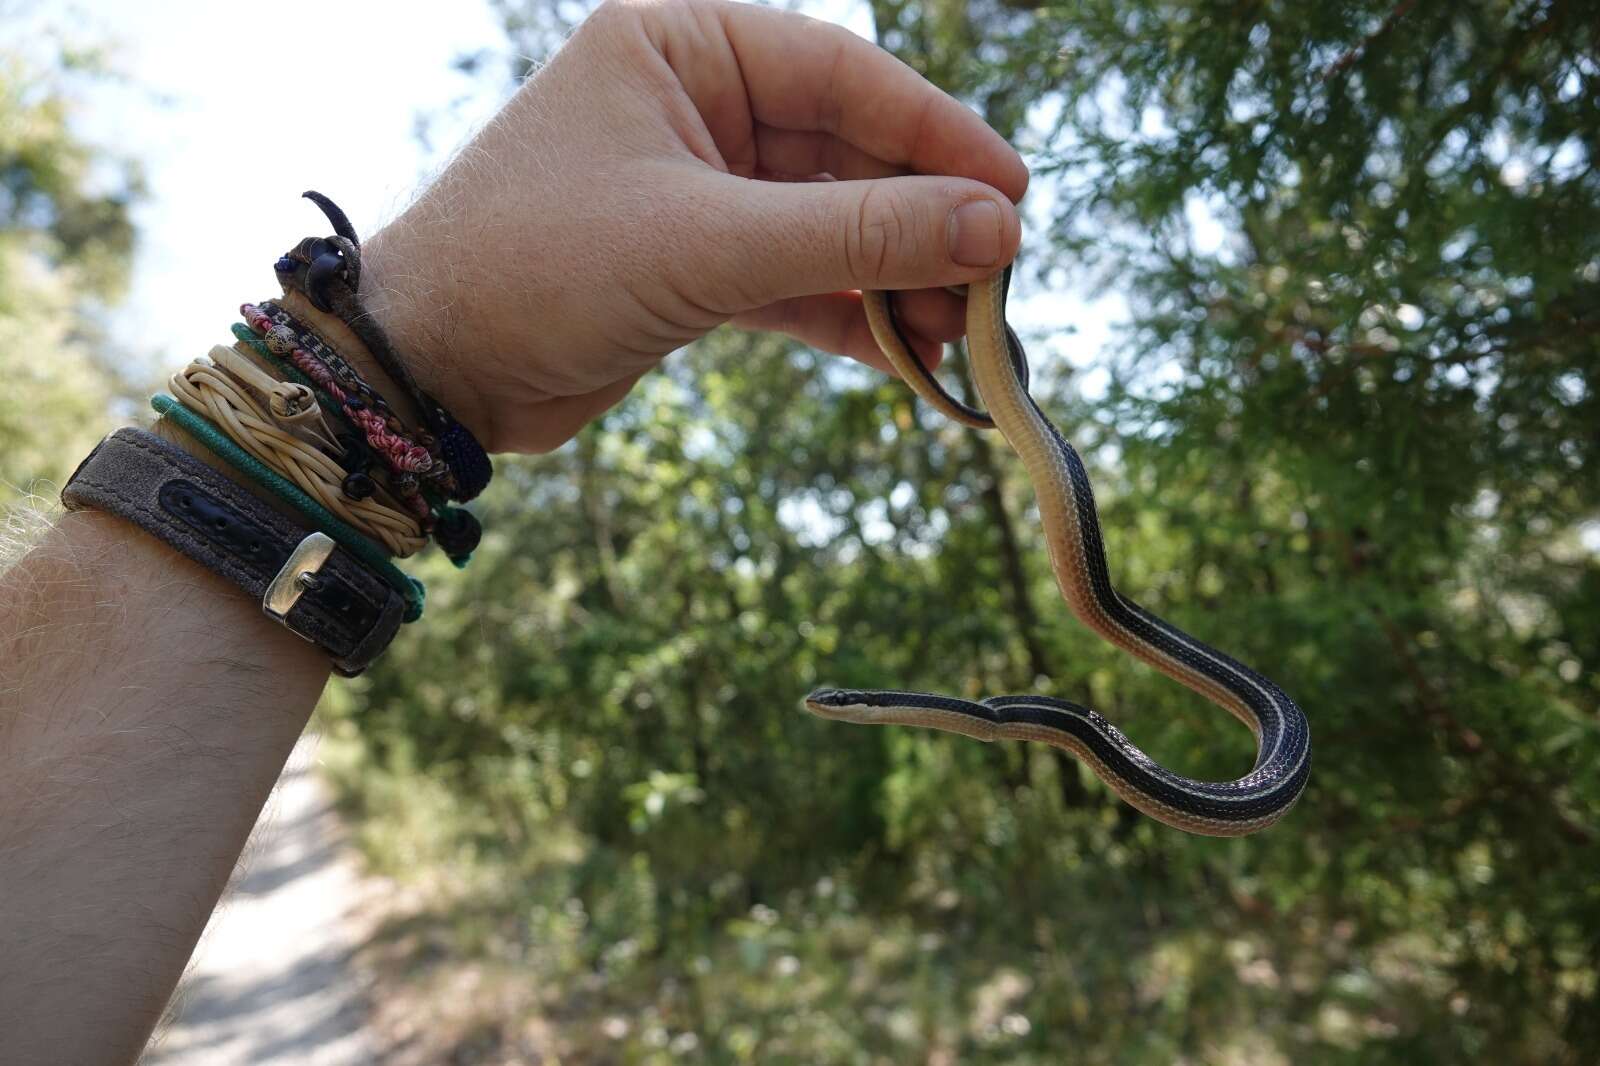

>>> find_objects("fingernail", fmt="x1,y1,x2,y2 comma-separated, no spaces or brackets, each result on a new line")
947,199,1003,267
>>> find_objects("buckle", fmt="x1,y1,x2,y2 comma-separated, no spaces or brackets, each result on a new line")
263,531,337,628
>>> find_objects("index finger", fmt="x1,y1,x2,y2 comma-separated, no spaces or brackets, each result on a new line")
694,1,1029,201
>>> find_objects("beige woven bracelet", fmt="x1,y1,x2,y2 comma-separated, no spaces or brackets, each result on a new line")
167,350,427,557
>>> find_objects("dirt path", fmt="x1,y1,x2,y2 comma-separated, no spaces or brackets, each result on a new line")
142,735,382,1066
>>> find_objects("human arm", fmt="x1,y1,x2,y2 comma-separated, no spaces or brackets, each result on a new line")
0,1,1026,1060
0,509,330,1063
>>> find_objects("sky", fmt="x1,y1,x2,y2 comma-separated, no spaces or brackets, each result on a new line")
56,0,512,371
48,0,1121,394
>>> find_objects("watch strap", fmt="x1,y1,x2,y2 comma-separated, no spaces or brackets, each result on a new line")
62,427,404,676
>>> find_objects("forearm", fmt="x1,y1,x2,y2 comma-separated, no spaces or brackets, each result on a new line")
0,507,329,1062
0,203,465,1061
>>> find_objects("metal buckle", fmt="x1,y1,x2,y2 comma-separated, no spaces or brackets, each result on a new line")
263,531,337,628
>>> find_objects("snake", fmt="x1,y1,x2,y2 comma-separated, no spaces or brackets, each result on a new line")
803,267,1311,836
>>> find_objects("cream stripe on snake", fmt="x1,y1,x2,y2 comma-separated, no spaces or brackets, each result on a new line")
805,269,1310,836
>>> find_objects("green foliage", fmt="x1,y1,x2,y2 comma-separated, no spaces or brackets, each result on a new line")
321,1,1598,1062
0,42,139,502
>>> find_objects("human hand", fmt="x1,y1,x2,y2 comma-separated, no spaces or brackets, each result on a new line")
363,0,1027,452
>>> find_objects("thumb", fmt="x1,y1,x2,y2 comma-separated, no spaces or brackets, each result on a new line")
722,174,1022,302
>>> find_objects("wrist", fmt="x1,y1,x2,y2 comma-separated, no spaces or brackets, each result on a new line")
358,222,498,454
62,427,412,672
47,507,330,679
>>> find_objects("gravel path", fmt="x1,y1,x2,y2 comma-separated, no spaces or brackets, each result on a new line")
142,735,381,1066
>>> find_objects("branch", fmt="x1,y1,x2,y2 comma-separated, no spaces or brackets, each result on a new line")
1322,0,1421,82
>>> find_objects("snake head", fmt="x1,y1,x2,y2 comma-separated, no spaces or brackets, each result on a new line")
803,688,1002,742
802,688,875,721
803,688,932,726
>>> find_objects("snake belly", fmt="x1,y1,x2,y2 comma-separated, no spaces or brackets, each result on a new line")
805,271,1310,837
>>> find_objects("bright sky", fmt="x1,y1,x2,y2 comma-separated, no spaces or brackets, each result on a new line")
55,0,1121,390
61,0,510,371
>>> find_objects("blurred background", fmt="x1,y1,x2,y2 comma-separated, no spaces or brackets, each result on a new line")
4,0,1598,1062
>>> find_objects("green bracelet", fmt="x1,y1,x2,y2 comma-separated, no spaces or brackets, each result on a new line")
151,394,425,622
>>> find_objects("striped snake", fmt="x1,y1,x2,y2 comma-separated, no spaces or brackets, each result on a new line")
804,268,1310,836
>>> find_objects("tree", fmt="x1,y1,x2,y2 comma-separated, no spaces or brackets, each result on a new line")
328,2,1600,1061
0,39,140,505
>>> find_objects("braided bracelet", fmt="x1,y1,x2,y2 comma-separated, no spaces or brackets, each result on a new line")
276,191,492,502
243,300,455,496
168,354,427,557
229,323,385,490
240,303,437,522
208,340,346,458
271,294,465,502
233,318,482,564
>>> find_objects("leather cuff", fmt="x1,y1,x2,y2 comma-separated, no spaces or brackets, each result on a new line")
62,427,405,676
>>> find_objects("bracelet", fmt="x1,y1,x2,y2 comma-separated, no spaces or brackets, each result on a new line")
62,428,409,675
168,353,427,557
230,322,390,496
241,303,438,515
232,320,482,567
242,300,453,497
152,394,425,621
208,341,347,457
53,192,491,679
276,190,492,502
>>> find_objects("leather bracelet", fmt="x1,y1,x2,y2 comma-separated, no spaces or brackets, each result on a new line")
61,428,405,676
